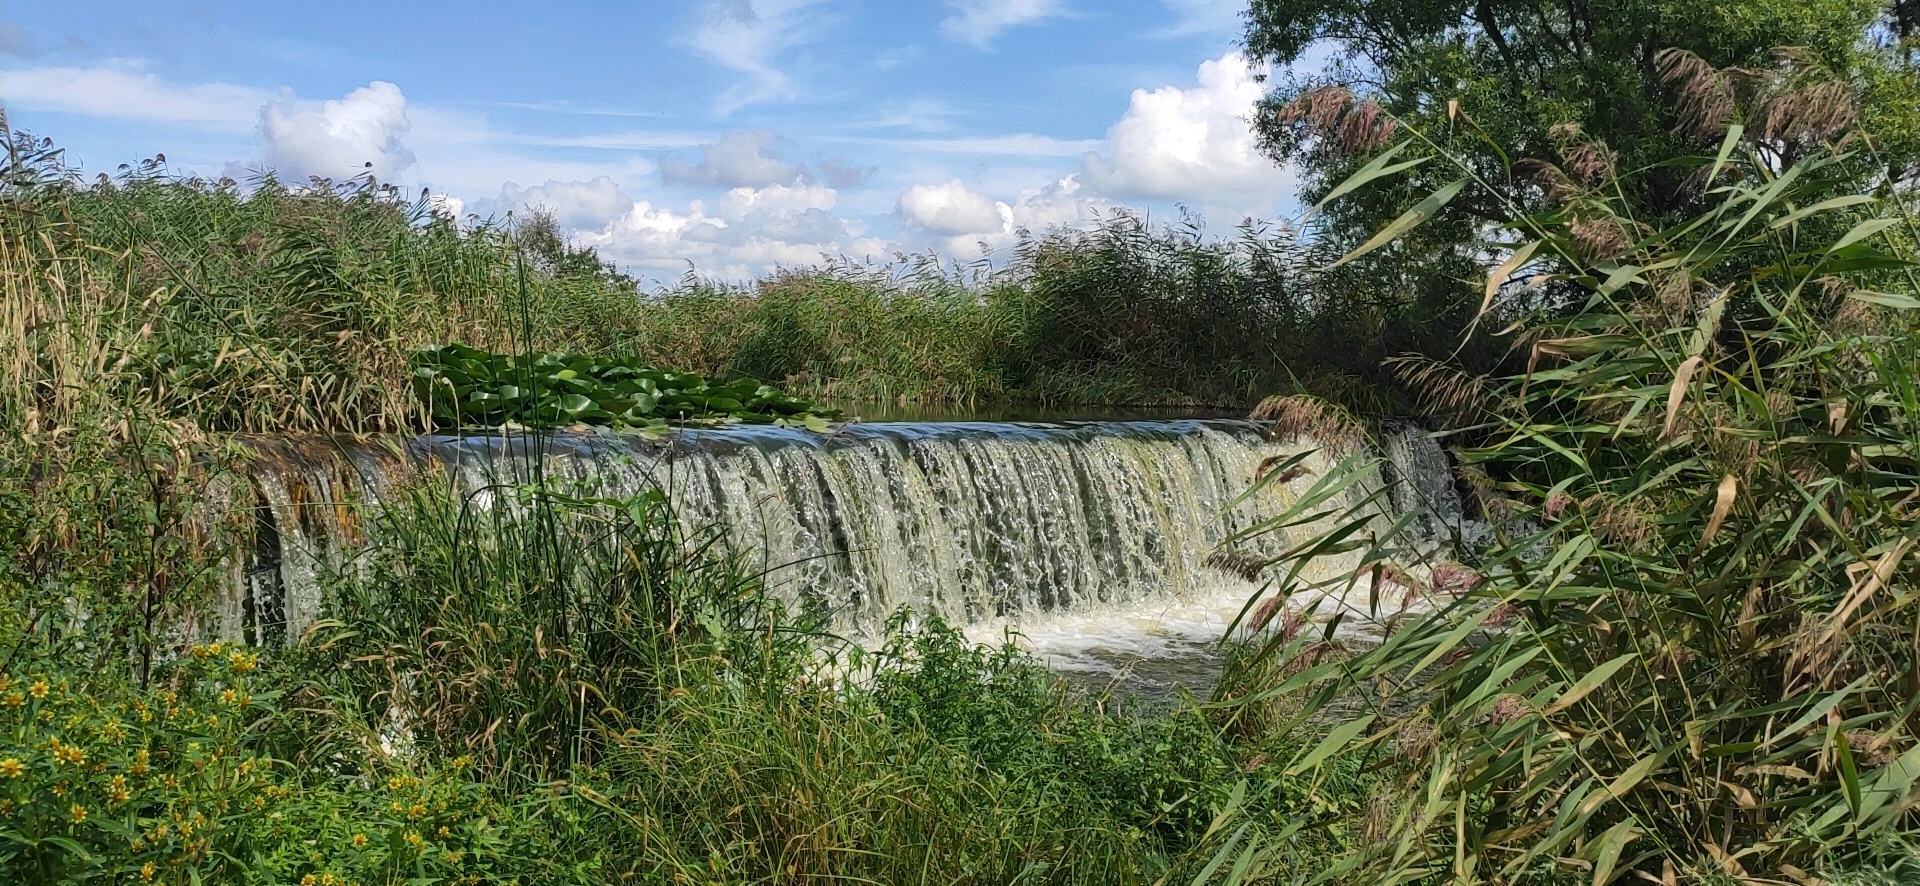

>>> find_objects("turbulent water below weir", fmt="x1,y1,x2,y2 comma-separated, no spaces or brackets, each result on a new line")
232,419,1468,697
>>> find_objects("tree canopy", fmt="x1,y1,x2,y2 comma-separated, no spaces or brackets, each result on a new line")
1244,0,1920,238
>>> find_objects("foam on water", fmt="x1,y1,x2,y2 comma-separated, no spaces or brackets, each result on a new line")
229,419,1463,694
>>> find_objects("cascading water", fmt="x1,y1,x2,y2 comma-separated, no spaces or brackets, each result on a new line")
232,419,1467,691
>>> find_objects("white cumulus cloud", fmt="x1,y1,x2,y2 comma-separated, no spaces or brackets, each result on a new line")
659,130,804,188
897,179,1009,235
1081,52,1294,216
895,176,1112,259
567,181,876,281
721,181,837,214
258,81,415,181
426,193,466,222
492,176,635,229
942,0,1067,47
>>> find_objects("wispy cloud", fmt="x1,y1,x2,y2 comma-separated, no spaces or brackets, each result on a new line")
1157,0,1245,37
860,98,963,132
510,131,717,150
859,133,1100,157
0,22,39,57
487,100,674,119
941,0,1067,48
3,65,265,127
683,0,824,114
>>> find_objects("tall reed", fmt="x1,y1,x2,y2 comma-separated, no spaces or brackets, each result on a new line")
1212,54,1920,883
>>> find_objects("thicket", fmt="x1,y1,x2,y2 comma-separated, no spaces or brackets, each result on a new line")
1209,50,1920,883
1,136,1492,433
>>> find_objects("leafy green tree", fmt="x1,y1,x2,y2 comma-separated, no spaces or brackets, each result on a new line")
1243,0,1920,238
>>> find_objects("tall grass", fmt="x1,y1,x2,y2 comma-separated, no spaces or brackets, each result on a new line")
2,135,1496,430
1212,54,1920,883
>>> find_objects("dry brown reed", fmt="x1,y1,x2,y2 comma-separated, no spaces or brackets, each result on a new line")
1250,394,1368,455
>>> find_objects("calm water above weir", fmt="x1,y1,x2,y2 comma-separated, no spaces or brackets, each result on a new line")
234,417,1465,701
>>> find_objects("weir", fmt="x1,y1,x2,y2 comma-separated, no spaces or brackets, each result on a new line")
229,419,1466,678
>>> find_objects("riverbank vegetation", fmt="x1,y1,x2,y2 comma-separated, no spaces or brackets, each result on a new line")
6,3,1920,884
1,137,1387,883
1212,48,1920,883
1,136,1492,437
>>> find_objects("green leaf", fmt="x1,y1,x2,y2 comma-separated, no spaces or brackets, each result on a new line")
1542,653,1637,716
1828,218,1900,254
1768,194,1875,229
1326,178,1467,269
1287,714,1376,775
1577,750,1665,817
1313,142,1428,212
1835,728,1862,819
1586,819,1639,886
1848,290,1920,310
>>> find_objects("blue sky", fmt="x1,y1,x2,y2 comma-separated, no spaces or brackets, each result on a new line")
0,1,1300,281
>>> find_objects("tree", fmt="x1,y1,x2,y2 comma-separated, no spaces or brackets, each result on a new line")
1243,0,1920,240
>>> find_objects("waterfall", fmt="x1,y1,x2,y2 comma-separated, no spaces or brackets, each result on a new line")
1380,426,1470,555
229,420,1462,677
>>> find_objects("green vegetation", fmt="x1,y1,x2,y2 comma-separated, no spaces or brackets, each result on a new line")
1246,0,1920,235
1,138,1485,430
0,137,1381,884
0,465,1376,883
8,3,1920,882
413,344,840,433
1212,50,1920,883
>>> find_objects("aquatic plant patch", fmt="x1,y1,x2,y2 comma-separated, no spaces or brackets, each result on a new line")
412,344,839,432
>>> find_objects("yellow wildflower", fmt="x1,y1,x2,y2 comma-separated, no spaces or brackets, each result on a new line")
352,833,368,848
0,758,21,778
29,680,49,699
69,804,87,823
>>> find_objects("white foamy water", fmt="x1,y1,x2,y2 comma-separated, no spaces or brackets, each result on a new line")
228,419,1463,694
